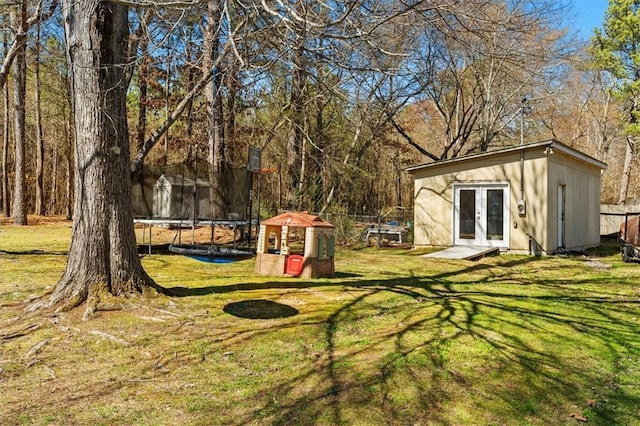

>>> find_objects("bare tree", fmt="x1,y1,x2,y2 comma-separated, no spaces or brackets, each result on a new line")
129,4,248,177
395,0,574,159
203,0,228,218
0,0,58,91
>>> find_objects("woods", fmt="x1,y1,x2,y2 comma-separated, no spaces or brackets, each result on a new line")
0,1,639,309
1,0,637,222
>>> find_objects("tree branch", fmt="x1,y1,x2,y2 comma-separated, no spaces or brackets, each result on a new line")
130,9,250,175
389,116,440,161
0,0,58,90
130,70,213,176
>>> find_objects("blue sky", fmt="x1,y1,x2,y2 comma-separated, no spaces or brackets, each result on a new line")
573,0,609,39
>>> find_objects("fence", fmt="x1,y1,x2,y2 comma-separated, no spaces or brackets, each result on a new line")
600,204,640,236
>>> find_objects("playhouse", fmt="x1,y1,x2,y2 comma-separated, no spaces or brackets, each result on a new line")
255,211,335,278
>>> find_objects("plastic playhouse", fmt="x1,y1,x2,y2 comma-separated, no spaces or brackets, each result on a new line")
255,211,335,278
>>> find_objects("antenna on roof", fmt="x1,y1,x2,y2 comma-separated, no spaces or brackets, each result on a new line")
520,96,532,145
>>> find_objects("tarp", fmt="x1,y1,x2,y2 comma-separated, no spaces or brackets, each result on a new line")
620,216,640,247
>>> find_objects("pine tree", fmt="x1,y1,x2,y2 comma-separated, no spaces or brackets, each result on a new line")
592,0,640,205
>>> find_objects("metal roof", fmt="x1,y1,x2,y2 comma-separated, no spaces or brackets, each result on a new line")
406,140,607,173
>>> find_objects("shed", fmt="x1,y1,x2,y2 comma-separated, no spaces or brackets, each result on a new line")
152,174,212,219
255,211,335,278
406,140,607,255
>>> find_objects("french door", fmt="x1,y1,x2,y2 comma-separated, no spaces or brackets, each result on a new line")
454,184,510,248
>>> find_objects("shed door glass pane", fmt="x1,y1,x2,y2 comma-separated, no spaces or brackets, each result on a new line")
486,189,504,240
459,189,476,239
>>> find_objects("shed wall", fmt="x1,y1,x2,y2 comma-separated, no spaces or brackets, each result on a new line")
515,152,548,253
546,154,602,251
411,142,604,254
413,150,553,253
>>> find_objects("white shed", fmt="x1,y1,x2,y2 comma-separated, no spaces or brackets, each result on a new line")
407,140,607,255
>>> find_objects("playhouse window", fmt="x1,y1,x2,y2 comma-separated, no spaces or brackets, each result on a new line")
286,227,305,255
267,231,279,254
318,233,335,259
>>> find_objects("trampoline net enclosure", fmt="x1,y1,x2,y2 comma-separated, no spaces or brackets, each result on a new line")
131,163,251,220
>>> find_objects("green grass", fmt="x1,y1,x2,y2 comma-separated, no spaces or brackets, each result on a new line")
1,221,639,425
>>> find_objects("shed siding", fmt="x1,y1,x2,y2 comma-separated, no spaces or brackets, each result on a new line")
411,142,603,254
517,154,548,253
547,154,602,251
413,151,548,251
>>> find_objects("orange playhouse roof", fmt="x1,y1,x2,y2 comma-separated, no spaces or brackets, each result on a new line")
262,211,334,228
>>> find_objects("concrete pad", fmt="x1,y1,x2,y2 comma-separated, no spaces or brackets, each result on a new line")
422,246,500,260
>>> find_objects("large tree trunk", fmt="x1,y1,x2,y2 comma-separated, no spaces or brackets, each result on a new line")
37,0,155,312
11,1,27,225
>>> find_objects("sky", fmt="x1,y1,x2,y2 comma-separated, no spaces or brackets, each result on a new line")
573,0,610,39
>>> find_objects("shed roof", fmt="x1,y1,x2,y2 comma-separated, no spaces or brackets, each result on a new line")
406,140,607,173
262,211,334,228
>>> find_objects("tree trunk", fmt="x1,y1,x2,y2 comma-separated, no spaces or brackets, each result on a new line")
2,36,10,217
225,62,239,161
163,55,171,165
288,47,306,210
185,29,196,139
37,0,155,312
204,0,227,219
49,128,58,213
617,136,634,205
34,20,45,216
11,1,27,226
136,36,148,156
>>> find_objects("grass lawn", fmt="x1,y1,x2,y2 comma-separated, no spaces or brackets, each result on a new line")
1,219,639,425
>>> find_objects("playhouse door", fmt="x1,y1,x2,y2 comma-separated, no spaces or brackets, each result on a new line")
454,185,509,248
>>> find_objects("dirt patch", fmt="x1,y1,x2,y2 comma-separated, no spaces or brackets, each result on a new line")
136,224,243,246
0,216,242,246
585,259,611,270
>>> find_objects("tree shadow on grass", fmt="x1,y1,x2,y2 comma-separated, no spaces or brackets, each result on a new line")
3,252,638,425
0,249,68,255
178,255,639,425
164,270,364,297
79,253,636,425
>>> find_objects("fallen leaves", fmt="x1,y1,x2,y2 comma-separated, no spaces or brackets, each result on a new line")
569,412,588,422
